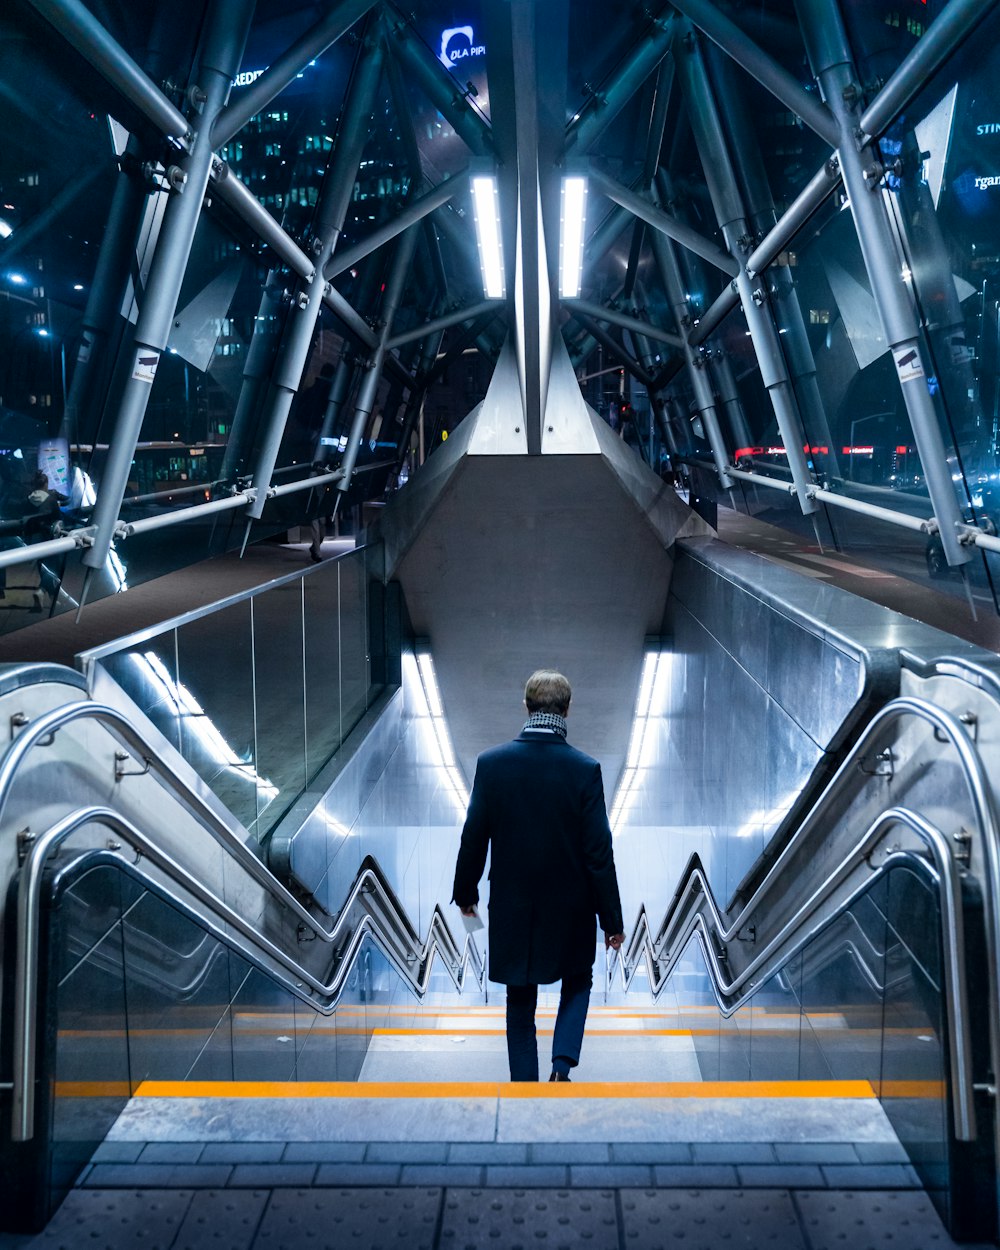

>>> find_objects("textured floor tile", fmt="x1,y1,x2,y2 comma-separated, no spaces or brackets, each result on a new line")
794,1190,962,1248
27,1189,193,1249
853,1141,910,1164
253,1188,440,1250
171,1189,268,1249
89,1142,144,1165
439,1187,619,1249
620,1188,806,1250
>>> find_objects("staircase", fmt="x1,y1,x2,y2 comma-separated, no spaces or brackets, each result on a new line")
28,1001,967,1250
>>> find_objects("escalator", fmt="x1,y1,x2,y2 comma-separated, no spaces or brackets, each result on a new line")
3,530,1000,1241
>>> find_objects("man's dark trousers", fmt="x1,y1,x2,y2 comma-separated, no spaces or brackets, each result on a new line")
506,971,593,1081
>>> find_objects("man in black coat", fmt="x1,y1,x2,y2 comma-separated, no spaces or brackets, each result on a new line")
452,670,625,1082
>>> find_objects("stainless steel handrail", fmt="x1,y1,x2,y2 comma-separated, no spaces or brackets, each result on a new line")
608,694,1000,1143
11,804,485,1141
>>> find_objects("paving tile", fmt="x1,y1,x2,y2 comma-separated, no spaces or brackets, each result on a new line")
611,1143,691,1165
366,1142,449,1164
692,1142,776,1164
440,1187,619,1249
530,1143,609,1165
736,1164,826,1188
28,1188,194,1247
820,1163,920,1189
447,1143,529,1165
313,1163,402,1186
200,1143,285,1164
89,1141,145,1165
400,1164,484,1186
253,1187,440,1249
139,1143,205,1164
854,1141,910,1164
227,1164,318,1188
171,1189,268,1249
652,1164,739,1187
83,1164,233,1189
570,1165,652,1187
621,1188,807,1250
774,1142,859,1164
794,1189,961,1249
281,1142,367,1164
484,1165,570,1187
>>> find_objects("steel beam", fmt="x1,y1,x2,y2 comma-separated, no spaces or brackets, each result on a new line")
211,161,314,278
796,0,971,567
337,227,419,503
860,0,994,142
745,158,840,278
589,168,739,276
313,354,357,464
213,0,378,147
563,7,674,155
566,298,683,349
82,0,256,577
674,26,816,513
245,30,384,522
668,0,839,148
388,301,502,350
27,0,189,141
567,311,656,390
383,10,493,157
327,174,466,278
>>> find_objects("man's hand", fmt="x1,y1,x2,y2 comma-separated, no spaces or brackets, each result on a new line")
605,932,625,951
460,906,478,917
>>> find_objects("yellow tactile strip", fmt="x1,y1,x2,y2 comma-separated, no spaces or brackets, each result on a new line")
131,1079,877,1100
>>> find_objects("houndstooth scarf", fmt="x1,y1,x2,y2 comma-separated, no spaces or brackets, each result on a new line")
523,711,568,738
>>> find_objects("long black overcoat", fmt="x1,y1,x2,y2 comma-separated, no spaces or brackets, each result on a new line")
451,729,624,986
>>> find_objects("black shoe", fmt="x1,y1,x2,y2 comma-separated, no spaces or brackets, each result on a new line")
309,548,322,563
548,1071,570,1082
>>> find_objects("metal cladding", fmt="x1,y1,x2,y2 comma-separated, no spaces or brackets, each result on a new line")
372,333,711,787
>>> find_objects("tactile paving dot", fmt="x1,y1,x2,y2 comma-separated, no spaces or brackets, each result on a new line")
620,1189,806,1249
173,1189,269,1248
253,1188,440,1249
794,1190,960,1249
32,1189,194,1249
439,1188,618,1249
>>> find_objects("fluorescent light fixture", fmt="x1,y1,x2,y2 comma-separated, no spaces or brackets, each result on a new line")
559,176,588,298
471,175,505,299
610,650,671,832
8,272,27,286
0,219,12,240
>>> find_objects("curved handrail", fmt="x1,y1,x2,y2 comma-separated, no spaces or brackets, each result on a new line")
10,804,485,1142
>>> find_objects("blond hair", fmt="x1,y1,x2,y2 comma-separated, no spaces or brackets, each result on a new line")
524,670,572,715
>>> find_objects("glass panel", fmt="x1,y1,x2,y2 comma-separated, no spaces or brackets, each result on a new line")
303,560,343,782
175,599,258,833
251,579,306,839
338,550,370,740
97,630,181,754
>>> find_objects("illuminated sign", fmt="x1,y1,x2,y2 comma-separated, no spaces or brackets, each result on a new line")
977,123,1000,136
843,446,874,455
974,175,1000,190
439,26,486,69
235,69,265,87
